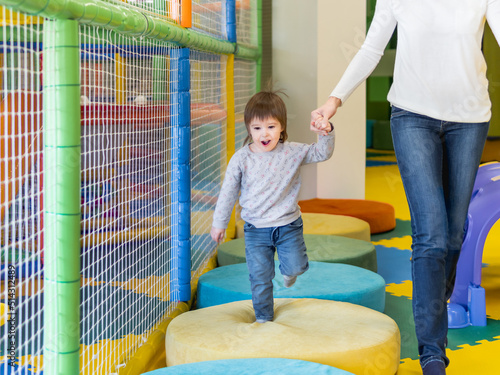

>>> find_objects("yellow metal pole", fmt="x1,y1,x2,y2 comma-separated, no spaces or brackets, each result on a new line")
225,54,236,240
115,53,126,104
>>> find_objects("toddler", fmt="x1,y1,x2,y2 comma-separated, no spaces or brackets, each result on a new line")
211,90,334,323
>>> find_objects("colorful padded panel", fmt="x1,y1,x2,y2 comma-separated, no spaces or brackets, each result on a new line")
298,198,396,234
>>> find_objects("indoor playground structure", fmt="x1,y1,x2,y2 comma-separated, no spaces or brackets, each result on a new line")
1,1,500,375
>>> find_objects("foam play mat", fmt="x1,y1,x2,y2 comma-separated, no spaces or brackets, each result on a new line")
235,213,371,241
217,234,377,271
298,198,396,234
143,358,354,374
197,261,386,312
165,298,400,374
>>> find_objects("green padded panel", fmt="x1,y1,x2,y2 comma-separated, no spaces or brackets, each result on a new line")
372,120,394,150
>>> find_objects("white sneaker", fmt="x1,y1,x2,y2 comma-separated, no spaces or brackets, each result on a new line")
283,275,297,288
256,319,270,323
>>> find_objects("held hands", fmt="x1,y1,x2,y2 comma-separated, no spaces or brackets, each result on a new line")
210,226,225,244
313,117,333,136
310,96,342,135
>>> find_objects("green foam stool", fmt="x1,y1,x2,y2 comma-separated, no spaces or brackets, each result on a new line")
218,234,377,272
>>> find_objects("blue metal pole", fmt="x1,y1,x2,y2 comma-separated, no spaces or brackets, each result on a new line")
226,0,237,43
170,48,191,301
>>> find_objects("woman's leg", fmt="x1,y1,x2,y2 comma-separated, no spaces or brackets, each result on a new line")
391,108,449,368
391,107,489,369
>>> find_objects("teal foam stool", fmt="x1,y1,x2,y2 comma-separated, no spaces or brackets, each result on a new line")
143,358,354,375
217,234,377,272
197,261,386,312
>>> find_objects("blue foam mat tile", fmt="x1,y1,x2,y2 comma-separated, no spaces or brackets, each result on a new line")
375,245,412,284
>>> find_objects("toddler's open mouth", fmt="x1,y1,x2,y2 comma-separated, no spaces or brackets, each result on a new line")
262,140,270,146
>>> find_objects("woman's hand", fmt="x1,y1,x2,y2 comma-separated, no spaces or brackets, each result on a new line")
310,96,342,134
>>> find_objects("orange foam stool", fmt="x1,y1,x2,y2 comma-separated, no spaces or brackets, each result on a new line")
299,198,396,234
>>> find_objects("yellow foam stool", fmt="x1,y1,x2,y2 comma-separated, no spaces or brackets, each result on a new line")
165,299,400,375
235,213,371,241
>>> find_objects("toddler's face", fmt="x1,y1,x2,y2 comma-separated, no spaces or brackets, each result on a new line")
248,117,283,153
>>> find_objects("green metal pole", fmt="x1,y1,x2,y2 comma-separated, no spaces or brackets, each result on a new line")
43,19,81,375
256,0,263,92
0,0,249,57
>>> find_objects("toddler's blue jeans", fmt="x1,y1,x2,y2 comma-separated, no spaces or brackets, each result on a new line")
243,216,309,321
390,106,489,368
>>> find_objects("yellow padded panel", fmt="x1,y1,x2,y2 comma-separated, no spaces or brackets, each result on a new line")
165,299,400,375
236,213,371,241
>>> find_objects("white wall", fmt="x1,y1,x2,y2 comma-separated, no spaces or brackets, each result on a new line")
272,0,366,199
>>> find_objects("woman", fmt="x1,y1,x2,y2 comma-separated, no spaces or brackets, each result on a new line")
310,1,500,374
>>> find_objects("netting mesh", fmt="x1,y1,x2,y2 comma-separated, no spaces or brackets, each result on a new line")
236,0,258,45
103,0,174,19
0,8,44,373
192,0,227,39
190,51,226,275
79,25,175,374
0,1,258,373
234,58,257,150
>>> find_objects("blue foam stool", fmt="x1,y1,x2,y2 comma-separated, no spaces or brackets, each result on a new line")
449,172,500,328
143,358,354,375
197,261,386,312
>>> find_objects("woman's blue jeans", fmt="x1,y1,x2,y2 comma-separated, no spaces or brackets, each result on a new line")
390,106,489,368
243,217,309,321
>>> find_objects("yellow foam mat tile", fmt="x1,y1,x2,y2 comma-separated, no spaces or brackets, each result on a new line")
386,280,413,299
367,149,396,155
373,236,413,250
365,165,410,221
367,155,398,163
399,338,500,374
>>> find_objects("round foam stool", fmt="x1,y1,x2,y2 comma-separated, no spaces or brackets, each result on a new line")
298,198,396,234
218,234,377,272
197,261,386,312
235,213,370,241
165,298,400,375
143,358,354,375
